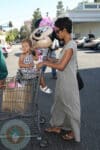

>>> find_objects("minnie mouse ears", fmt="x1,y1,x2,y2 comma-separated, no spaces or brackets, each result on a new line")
30,26,53,41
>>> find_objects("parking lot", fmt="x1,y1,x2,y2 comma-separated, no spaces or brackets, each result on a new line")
1,45,100,150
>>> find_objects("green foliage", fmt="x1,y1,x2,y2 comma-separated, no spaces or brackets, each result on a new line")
19,25,30,40
31,8,42,32
12,28,19,40
56,1,65,17
5,28,19,43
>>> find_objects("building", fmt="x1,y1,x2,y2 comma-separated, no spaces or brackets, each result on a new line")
67,2,100,38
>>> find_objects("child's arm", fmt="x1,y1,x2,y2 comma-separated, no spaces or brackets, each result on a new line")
19,55,33,68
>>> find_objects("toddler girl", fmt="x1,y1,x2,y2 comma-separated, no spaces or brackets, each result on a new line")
18,39,52,94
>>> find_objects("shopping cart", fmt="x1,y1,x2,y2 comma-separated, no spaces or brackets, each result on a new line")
0,70,47,150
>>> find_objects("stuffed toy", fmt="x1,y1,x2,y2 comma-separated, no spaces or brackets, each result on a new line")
30,17,56,49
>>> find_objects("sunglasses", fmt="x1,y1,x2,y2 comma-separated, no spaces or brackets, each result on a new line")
55,29,61,34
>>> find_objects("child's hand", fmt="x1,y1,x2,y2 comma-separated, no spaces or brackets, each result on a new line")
28,64,34,68
0,80,6,89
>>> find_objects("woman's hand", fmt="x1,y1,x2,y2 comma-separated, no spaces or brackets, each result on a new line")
36,61,50,69
36,62,44,69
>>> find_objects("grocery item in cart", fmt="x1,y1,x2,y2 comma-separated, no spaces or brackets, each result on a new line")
2,79,32,113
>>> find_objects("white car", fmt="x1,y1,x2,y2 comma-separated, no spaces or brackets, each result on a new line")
83,38,100,50
75,37,87,48
0,44,12,58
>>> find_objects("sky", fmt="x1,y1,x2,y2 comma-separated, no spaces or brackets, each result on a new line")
0,0,94,29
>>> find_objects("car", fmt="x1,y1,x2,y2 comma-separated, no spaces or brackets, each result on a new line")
0,44,12,58
83,38,100,50
75,37,87,48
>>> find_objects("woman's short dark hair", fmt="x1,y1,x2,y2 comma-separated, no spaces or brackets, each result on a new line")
55,17,72,33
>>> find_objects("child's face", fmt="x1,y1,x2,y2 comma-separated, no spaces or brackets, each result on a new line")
21,42,30,54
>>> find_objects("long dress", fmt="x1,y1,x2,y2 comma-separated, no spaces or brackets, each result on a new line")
50,40,81,142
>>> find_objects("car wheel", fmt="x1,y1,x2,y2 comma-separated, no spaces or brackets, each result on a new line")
96,43,100,50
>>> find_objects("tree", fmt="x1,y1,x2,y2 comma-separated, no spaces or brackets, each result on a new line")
5,28,19,43
31,8,42,32
8,21,13,28
56,1,65,17
6,31,15,43
19,25,30,40
12,28,19,40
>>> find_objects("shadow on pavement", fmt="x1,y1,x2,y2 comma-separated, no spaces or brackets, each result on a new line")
78,48,100,54
14,52,21,57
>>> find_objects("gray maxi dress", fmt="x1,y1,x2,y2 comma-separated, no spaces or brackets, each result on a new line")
50,40,81,142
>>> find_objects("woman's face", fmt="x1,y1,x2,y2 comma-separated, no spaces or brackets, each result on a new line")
54,27,64,40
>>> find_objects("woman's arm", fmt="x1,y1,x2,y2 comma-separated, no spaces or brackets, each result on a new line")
47,57,59,63
37,48,73,71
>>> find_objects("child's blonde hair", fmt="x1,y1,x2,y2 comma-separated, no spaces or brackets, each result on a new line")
21,38,37,56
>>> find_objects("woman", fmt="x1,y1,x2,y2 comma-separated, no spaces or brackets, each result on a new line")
37,17,81,142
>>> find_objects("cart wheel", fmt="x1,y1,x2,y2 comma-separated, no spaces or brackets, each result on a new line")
40,116,46,124
0,119,30,150
40,138,49,148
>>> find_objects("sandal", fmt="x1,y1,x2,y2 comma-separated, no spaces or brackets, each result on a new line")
62,131,74,141
45,127,61,134
40,86,52,94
